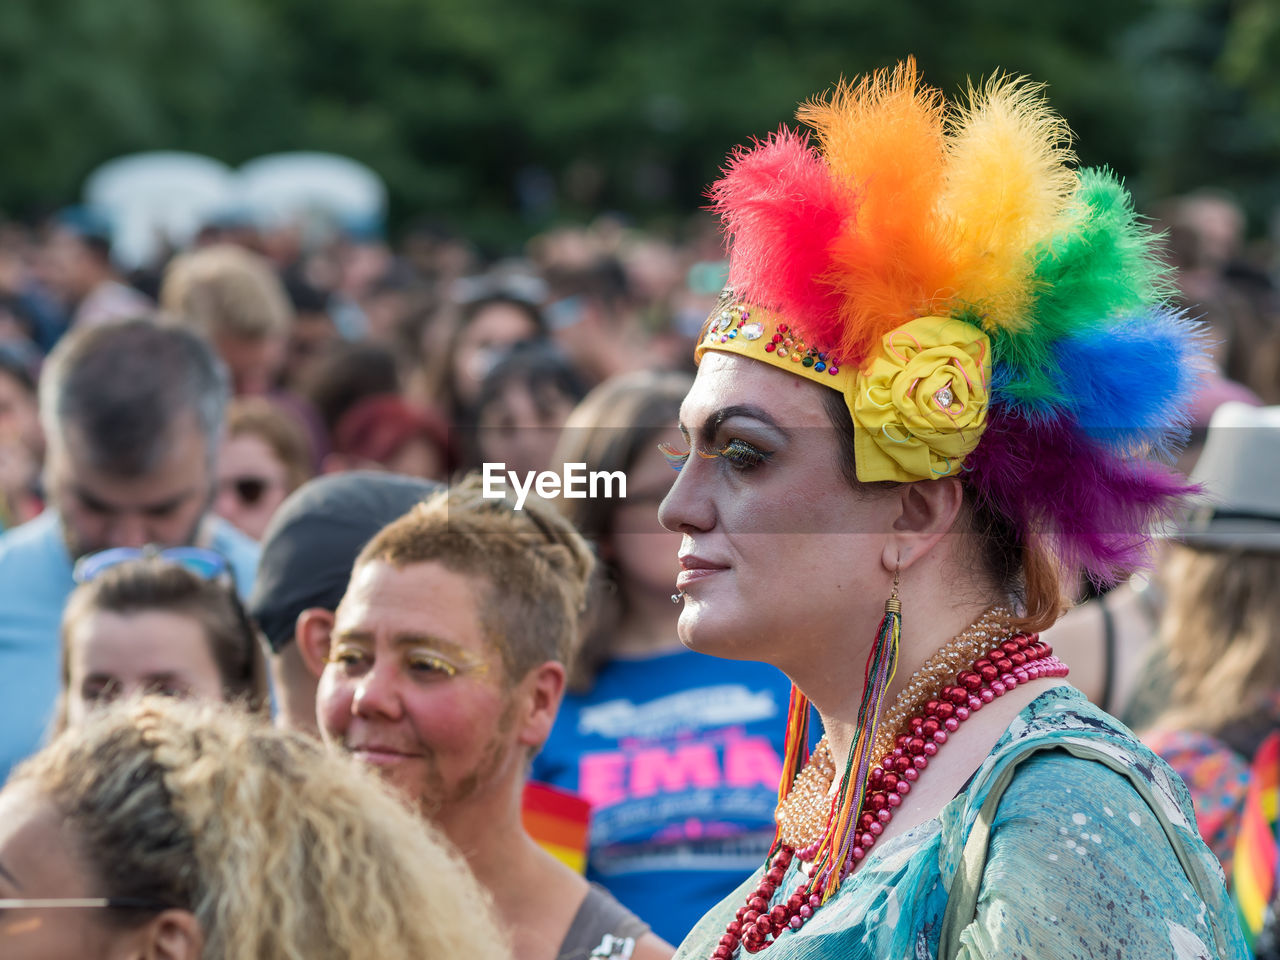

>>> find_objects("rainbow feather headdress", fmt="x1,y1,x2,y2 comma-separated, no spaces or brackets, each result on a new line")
698,59,1202,584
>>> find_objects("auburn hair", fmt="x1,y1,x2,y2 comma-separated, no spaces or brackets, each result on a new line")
821,389,1065,632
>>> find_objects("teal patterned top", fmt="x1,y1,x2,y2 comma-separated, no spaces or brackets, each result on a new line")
674,686,1247,959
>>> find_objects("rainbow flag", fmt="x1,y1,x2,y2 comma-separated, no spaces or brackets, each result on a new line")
1234,731,1280,951
522,780,591,874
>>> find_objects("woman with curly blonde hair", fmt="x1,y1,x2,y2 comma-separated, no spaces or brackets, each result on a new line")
0,696,510,960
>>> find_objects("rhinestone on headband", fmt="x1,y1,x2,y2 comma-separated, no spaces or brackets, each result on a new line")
702,300,845,378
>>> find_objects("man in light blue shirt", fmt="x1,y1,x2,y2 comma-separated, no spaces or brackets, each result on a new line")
0,319,258,782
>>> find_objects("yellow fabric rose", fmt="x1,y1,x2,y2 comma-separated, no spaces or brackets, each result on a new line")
848,316,991,482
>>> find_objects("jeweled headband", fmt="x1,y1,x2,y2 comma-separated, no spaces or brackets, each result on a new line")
697,59,1202,583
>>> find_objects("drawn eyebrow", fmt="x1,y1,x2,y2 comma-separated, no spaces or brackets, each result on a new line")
684,404,790,446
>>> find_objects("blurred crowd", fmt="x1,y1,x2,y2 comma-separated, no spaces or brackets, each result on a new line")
0,206,730,537
2,181,1280,959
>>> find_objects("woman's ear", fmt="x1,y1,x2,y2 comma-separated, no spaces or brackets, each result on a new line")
295,608,335,678
138,909,204,960
882,477,965,574
515,661,567,753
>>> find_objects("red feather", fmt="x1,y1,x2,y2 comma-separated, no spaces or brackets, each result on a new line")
709,127,856,341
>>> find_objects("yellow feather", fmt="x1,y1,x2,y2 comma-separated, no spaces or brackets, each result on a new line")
941,74,1078,331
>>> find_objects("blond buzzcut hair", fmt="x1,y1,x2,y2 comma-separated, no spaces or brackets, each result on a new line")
8,696,510,960
160,244,292,340
355,472,595,681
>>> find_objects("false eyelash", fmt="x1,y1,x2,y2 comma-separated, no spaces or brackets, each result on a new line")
657,439,771,471
657,440,721,470
658,441,691,472
718,438,770,468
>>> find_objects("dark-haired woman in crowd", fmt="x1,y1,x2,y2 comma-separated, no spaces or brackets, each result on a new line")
533,370,796,945
473,340,589,477
446,294,548,420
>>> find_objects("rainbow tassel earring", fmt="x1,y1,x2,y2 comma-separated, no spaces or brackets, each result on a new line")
793,570,902,902
775,683,814,816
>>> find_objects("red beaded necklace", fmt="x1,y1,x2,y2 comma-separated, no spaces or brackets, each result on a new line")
708,631,1068,957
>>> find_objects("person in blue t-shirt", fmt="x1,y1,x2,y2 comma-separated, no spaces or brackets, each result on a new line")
0,319,258,784
534,371,795,945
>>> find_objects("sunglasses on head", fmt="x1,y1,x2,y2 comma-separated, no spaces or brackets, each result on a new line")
71,545,261,683
73,545,234,587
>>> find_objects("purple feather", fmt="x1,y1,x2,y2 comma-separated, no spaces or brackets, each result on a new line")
966,407,1197,584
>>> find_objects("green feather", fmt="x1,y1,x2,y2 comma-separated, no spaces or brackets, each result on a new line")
991,167,1177,416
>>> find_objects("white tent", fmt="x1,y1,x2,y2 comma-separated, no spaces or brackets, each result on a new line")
83,152,238,269
237,152,386,237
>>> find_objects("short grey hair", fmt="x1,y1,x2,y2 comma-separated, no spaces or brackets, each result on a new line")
40,318,230,474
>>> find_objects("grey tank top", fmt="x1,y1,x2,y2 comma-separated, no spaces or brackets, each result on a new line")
557,883,651,960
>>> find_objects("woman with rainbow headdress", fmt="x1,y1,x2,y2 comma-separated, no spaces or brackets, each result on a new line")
659,60,1247,959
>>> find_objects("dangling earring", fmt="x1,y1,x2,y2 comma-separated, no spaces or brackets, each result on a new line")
805,567,902,903
884,567,902,622
764,683,814,870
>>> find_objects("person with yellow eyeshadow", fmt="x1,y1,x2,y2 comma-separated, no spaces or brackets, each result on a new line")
310,474,674,960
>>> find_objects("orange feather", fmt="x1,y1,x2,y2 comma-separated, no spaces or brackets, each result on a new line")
796,58,958,366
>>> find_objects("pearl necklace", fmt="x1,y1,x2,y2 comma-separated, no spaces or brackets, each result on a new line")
709,629,1068,957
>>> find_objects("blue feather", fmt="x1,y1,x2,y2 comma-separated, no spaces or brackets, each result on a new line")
1052,307,1205,456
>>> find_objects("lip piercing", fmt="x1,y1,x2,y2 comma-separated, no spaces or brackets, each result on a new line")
671,591,687,604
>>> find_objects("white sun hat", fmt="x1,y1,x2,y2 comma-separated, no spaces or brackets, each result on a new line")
1180,401,1280,551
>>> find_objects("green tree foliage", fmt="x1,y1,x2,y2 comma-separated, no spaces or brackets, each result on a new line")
1,0,1275,244
1118,0,1280,224
0,0,287,212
